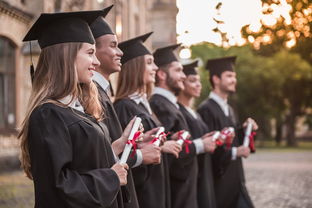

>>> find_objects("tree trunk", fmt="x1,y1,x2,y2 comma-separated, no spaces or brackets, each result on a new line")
275,118,283,146
285,113,298,147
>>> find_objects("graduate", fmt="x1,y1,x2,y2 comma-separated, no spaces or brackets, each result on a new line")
177,60,217,208
18,9,136,208
197,56,258,208
150,44,216,208
114,32,182,208
90,11,156,208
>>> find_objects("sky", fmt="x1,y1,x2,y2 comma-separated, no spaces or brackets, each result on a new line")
176,0,264,46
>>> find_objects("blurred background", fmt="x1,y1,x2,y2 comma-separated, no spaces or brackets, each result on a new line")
0,0,311,207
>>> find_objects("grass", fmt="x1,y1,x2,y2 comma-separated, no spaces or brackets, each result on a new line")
0,170,34,208
256,141,312,152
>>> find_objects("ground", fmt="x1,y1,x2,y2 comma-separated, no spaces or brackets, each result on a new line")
0,149,311,208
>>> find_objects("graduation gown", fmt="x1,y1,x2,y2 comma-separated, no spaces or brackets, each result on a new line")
149,94,199,208
114,98,170,208
28,103,123,208
178,104,217,208
197,98,254,208
96,84,139,208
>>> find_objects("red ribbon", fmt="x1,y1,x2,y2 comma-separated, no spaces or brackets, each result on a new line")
150,132,170,144
183,139,193,154
249,132,256,152
127,131,142,157
221,129,233,150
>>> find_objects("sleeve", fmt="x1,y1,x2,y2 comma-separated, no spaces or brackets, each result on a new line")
28,107,120,208
197,105,232,177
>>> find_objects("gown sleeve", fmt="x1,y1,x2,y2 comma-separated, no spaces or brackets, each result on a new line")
28,106,120,208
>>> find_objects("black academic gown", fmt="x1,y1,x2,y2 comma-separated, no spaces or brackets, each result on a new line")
114,97,170,208
28,103,123,208
178,104,217,208
149,94,199,208
197,98,254,208
96,83,139,208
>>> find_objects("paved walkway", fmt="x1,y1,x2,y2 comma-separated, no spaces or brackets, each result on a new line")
244,150,312,208
0,150,311,208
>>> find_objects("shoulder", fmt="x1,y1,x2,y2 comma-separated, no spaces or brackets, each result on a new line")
114,98,136,108
30,103,81,126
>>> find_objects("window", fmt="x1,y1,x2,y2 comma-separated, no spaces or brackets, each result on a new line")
0,37,16,132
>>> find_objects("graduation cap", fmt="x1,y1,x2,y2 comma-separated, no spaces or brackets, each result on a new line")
23,6,112,82
183,60,199,76
205,56,237,77
153,43,181,67
23,6,113,49
90,5,115,39
118,32,153,65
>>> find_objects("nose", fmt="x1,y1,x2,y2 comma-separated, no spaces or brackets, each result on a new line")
152,62,158,71
93,55,100,67
117,47,124,57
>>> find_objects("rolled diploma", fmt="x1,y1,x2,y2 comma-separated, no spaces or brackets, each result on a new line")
120,117,142,164
176,131,190,146
243,122,253,147
212,131,221,142
153,127,165,146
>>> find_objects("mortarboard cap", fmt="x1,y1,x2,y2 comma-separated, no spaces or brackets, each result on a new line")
183,60,199,76
153,43,181,67
90,5,114,39
23,7,112,49
205,56,236,77
118,32,153,65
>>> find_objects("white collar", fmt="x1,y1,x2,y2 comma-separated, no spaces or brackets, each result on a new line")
153,87,179,109
185,106,198,119
209,91,229,116
58,95,85,113
129,92,153,114
92,70,110,92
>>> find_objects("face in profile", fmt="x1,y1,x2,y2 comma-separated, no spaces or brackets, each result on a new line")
166,61,186,94
219,71,237,93
95,34,123,75
75,43,100,84
143,54,158,84
183,74,202,98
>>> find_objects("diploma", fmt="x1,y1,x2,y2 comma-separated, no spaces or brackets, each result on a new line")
120,117,142,164
212,131,221,142
176,131,190,146
152,127,165,147
243,122,253,147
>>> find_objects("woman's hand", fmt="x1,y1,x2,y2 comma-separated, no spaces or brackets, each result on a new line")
161,140,182,158
111,163,128,186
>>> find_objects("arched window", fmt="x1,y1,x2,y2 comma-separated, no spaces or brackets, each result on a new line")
0,37,16,131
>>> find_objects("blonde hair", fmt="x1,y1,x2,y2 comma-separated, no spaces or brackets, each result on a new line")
115,55,153,101
18,42,103,179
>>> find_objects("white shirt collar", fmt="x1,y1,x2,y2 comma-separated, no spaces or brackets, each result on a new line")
58,95,85,113
209,91,229,116
153,87,179,109
129,92,153,114
92,70,110,92
185,106,198,119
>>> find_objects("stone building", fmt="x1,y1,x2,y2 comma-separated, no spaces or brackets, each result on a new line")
0,0,178,168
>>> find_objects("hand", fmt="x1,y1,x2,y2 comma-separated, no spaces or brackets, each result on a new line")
161,140,182,158
143,127,160,143
141,143,161,165
237,146,250,158
201,132,216,153
112,117,143,155
243,118,258,131
111,163,128,186
171,130,190,141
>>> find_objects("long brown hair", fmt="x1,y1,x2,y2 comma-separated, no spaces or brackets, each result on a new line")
115,55,153,101
18,42,103,179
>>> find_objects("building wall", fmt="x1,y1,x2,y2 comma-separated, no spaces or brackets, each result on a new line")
0,0,177,138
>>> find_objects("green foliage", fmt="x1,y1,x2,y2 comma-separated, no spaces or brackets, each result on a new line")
191,42,312,141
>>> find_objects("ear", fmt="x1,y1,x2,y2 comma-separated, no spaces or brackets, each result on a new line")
157,69,167,82
212,74,220,86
